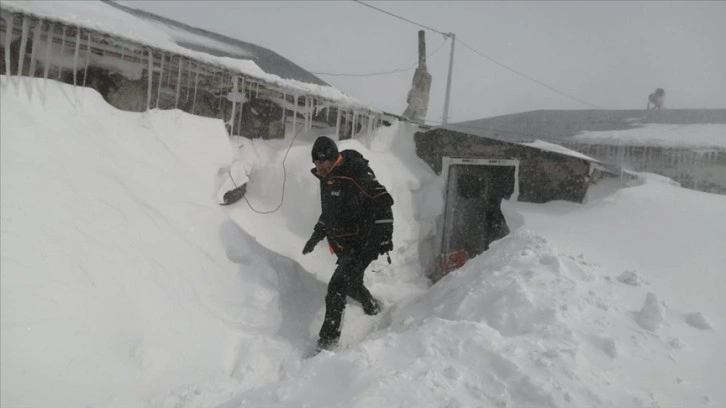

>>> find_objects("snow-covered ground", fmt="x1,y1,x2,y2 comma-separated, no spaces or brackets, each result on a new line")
2,78,725,408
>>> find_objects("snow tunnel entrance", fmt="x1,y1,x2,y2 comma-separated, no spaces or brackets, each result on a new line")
440,158,519,277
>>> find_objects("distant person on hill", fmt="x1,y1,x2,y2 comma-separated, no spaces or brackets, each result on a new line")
647,88,665,110
302,136,394,355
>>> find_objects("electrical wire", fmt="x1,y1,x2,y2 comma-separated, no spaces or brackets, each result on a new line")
352,0,449,37
455,39,605,110
312,37,449,77
228,123,305,214
351,0,606,110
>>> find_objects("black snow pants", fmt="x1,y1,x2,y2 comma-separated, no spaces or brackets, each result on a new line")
318,249,377,343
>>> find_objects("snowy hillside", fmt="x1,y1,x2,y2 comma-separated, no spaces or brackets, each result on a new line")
2,77,725,408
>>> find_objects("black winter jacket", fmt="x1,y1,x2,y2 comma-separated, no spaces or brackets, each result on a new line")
311,149,393,255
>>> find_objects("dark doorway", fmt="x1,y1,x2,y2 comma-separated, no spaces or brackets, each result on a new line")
440,158,518,277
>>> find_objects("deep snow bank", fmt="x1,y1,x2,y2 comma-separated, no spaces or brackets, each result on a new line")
0,77,295,407
221,221,725,408
3,76,724,408
218,120,435,309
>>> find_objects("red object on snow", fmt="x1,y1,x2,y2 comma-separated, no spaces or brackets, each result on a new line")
441,250,469,276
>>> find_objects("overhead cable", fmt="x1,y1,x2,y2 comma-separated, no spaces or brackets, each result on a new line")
351,0,606,110
312,37,449,77
352,0,449,37
455,39,605,109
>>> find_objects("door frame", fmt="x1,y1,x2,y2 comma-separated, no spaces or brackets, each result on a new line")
439,157,520,276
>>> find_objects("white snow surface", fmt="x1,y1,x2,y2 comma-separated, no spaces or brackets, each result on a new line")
0,1,370,109
2,77,726,408
574,123,726,148
521,140,599,162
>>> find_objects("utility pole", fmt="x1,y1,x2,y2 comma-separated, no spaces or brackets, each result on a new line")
442,32,455,124
418,30,426,67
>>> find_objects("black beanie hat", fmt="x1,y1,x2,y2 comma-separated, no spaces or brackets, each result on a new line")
311,136,339,162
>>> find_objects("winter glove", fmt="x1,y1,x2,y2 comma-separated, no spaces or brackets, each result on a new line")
364,222,393,256
302,225,326,255
376,223,394,254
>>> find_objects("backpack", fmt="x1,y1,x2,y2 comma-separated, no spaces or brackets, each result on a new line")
368,190,394,256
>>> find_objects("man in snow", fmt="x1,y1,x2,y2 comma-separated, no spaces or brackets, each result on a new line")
302,136,394,353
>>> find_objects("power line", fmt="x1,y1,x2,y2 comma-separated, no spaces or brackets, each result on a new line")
351,0,606,110
312,37,449,77
352,0,448,37
455,39,605,110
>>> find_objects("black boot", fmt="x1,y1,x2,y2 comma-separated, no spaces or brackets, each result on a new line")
363,297,381,316
316,337,339,354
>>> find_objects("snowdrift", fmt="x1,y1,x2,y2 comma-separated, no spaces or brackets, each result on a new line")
2,77,725,408
0,77,297,407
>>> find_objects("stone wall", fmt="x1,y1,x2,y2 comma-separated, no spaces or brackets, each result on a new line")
416,128,591,203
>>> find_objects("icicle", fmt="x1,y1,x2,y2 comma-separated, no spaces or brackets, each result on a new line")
255,82,259,98
174,57,182,108
292,94,298,136
82,31,90,88
308,96,315,130
58,26,66,79
310,97,314,131
310,98,315,131
226,76,238,134
237,77,245,136
281,92,286,122
326,104,330,122
236,94,243,136
3,14,14,76
352,111,357,137
156,51,165,108
28,19,41,78
335,108,341,139
303,96,308,132
146,48,153,111
310,97,315,131
185,58,192,102
217,72,223,110
72,27,80,87
43,23,53,80
17,16,29,77
191,63,199,114
166,55,173,88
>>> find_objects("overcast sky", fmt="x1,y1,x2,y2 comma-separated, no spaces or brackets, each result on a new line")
127,1,725,123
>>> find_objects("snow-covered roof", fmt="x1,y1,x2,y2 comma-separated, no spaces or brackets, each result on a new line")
446,109,726,144
573,124,726,149
520,140,600,162
0,0,373,111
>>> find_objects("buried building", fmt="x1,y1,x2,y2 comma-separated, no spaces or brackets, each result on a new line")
0,1,383,141
415,127,613,280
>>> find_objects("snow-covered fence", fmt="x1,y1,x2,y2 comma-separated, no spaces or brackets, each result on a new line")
0,8,382,140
